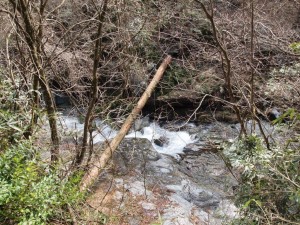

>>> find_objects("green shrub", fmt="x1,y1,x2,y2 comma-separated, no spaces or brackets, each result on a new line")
164,64,192,86
224,127,300,224
0,141,84,224
0,69,84,224
289,42,300,53
0,71,31,149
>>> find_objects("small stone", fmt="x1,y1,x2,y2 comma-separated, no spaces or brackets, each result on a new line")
114,191,123,200
160,168,171,173
266,108,281,121
154,136,169,147
141,202,156,211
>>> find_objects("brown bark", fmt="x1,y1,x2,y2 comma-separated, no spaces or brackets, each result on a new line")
80,55,172,191
249,1,270,148
194,0,247,136
8,0,60,161
74,0,108,166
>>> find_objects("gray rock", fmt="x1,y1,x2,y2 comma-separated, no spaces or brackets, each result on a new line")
54,93,71,107
111,138,161,175
89,123,239,224
128,217,141,225
154,136,169,147
266,108,281,121
141,202,156,211
133,116,150,132
235,120,276,138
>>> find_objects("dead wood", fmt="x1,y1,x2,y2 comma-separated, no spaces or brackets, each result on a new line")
80,55,172,191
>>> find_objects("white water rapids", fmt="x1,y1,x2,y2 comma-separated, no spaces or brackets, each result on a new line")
57,115,239,224
59,116,196,157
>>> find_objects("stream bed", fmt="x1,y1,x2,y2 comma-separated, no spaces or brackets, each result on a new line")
55,114,242,224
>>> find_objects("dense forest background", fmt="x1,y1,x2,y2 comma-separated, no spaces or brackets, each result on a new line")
0,0,299,224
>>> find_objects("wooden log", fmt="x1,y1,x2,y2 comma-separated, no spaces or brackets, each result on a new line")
80,55,172,191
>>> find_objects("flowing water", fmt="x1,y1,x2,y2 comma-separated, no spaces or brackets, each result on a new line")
57,114,240,224
60,115,197,157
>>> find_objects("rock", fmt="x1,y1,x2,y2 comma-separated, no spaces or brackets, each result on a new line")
154,136,169,147
54,93,71,107
111,138,161,175
133,116,150,132
167,180,220,209
140,202,156,211
150,156,175,174
125,181,153,197
183,142,205,153
235,120,275,138
154,68,223,111
128,218,141,225
88,124,239,224
266,108,281,121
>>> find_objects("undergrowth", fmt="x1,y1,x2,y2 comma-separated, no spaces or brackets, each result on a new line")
224,111,300,224
0,71,84,224
0,141,84,224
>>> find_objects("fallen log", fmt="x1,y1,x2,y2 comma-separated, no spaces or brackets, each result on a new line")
80,55,172,191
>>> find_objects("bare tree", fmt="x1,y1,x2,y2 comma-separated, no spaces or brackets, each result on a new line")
195,0,247,135
74,0,108,166
5,0,60,162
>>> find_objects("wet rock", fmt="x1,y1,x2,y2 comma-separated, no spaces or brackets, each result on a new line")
161,121,197,132
88,124,239,224
183,142,206,153
54,93,71,107
154,136,169,147
133,116,150,132
167,180,220,209
179,151,238,191
150,156,175,175
111,138,161,175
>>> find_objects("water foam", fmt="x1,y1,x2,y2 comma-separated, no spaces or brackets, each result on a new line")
126,123,195,156
60,116,195,157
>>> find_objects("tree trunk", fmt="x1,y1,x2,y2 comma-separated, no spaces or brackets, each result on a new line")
195,0,247,136
74,0,108,166
8,0,60,161
80,55,172,191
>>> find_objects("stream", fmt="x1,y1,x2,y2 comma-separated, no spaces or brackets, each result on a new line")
52,112,243,225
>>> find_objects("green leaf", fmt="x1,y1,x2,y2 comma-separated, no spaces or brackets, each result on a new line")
289,42,300,53
242,199,262,209
8,124,22,132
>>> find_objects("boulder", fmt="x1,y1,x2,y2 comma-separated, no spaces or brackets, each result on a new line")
88,130,238,224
